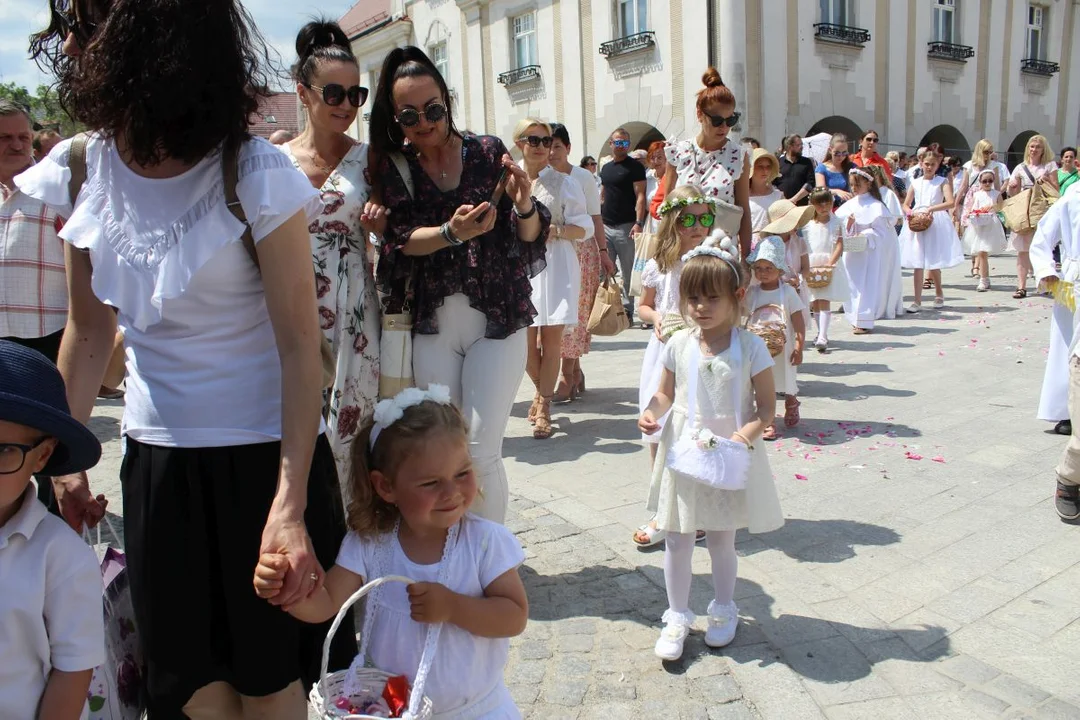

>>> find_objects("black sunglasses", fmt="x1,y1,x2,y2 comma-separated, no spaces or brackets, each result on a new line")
306,83,367,108
395,103,448,128
702,109,741,128
520,135,553,148
864,136,879,142
54,0,97,46
0,437,50,475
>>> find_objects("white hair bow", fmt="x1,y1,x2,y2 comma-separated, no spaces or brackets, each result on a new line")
369,384,453,450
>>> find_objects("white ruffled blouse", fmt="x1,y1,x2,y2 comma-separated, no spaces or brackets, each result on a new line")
15,134,323,447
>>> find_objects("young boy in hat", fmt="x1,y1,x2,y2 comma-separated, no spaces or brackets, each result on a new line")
0,340,105,719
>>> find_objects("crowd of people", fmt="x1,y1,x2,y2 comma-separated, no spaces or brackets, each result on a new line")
0,0,1077,717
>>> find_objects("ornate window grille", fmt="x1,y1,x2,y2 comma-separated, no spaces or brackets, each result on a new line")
927,41,975,61
812,23,871,46
599,31,656,58
498,65,542,86
1020,58,1060,76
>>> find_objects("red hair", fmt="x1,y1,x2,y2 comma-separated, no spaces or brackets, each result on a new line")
647,140,665,157
696,67,736,112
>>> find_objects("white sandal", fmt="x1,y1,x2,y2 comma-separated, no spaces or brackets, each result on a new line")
633,522,667,547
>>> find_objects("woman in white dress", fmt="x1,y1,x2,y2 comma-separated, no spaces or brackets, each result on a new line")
663,68,752,257
899,144,963,312
1007,134,1059,299
838,168,904,334
515,118,593,439
281,21,382,490
747,149,783,235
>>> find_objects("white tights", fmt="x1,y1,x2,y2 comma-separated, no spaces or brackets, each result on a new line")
663,530,738,615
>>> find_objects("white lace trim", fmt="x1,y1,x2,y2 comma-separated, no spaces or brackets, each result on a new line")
706,599,737,625
661,608,697,628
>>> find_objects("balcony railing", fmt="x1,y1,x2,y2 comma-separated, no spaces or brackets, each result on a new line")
1021,58,1060,76
498,65,541,86
813,22,871,47
599,31,656,58
927,41,974,61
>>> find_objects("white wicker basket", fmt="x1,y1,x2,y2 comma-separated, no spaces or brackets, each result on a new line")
309,576,435,720
968,212,997,227
842,233,869,253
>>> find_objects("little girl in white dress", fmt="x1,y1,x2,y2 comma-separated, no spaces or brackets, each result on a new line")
255,387,527,719
899,146,963,311
804,188,851,350
639,238,783,662
962,169,1007,292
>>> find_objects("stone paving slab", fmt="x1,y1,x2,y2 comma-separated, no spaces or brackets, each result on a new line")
81,258,1080,719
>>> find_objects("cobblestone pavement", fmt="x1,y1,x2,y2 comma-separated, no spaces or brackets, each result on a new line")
86,258,1080,719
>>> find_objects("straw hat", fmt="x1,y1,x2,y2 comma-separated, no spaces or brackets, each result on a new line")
760,198,815,235
750,148,780,184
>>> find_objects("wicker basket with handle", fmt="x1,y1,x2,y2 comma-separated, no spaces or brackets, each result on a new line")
805,267,834,289
908,210,933,232
745,303,787,357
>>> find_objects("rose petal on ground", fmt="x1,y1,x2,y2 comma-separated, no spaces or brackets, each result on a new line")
795,473,808,481
932,456,946,463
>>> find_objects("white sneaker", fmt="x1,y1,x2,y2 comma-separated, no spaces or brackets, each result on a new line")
933,296,945,309
654,611,693,660
704,600,739,648
906,303,922,314
814,337,828,353
976,280,988,292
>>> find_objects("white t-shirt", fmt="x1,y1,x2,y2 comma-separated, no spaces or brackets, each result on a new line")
15,135,323,447
336,515,525,717
0,487,105,720
568,165,601,217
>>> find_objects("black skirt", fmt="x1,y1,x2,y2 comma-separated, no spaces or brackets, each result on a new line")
120,434,355,717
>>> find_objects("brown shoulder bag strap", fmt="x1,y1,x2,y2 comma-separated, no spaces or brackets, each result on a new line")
223,145,260,271
67,133,90,207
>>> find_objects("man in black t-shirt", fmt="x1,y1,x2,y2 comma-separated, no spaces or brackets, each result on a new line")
774,134,815,206
600,128,647,323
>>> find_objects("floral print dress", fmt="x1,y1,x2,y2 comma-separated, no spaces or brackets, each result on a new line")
282,142,380,490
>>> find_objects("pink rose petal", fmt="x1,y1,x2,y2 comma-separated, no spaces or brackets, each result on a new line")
794,473,808,481
932,456,946,463
905,451,923,461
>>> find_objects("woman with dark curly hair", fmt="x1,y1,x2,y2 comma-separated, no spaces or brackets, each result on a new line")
280,19,383,492
19,0,353,716
368,46,549,524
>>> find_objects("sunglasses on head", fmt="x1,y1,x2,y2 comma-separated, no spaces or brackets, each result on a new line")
306,83,368,108
612,139,631,148
395,103,448,128
521,135,553,148
702,109,741,128
678,212,715,229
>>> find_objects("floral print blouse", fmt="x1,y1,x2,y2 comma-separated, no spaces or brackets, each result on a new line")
375,134,551,339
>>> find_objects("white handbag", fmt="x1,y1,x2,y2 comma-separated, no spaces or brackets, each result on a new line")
379,152,417,400
665,329,752,491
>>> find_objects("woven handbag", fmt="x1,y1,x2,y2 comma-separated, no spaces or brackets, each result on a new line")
805,267,834,289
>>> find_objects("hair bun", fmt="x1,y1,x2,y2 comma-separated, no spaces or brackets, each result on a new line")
701,67,725,88
296,20,350,58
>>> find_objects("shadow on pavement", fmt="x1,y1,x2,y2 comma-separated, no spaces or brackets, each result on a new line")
867,324,957,337
504,416,641,463
743,518,902,563
797,379,917,401
511,387,641,421
825,340,915,353
782,416,920,445
799,362,893,377
589,340,650,353
86,414,121,442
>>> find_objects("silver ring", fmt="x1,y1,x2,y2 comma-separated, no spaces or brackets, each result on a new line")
309,573,318,582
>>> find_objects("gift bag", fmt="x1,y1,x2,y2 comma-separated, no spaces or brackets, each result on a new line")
665,330,750,491
629,231,659,297
85,520,146,720
587,278,630,336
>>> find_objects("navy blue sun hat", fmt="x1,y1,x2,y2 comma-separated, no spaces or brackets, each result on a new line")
0,340,102,475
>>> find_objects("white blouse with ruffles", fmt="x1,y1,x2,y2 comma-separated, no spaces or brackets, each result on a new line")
15,135,323,448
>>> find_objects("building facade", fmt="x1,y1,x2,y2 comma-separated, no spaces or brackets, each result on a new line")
339,0,1080,165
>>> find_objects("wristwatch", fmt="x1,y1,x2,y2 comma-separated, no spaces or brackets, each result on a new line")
440,222,464,246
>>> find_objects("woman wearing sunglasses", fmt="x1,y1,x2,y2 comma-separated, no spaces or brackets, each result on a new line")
661,68,752,257
368,47,549,523
21,1,354,717
814,133,854,207
851,129,893,184
513,119,593,439
279,20,383,490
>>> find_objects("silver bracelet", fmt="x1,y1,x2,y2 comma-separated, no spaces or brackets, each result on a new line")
440,222,463,246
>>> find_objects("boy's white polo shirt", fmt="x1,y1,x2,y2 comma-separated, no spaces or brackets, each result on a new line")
0,485,105,719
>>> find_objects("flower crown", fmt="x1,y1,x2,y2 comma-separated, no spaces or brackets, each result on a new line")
681,236,742,282
369,384,453,450
659,195,715,217
848,167,874,182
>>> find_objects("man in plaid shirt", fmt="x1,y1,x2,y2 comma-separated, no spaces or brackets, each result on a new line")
0,100,68,364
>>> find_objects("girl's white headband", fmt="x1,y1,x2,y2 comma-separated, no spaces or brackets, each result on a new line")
682,236,741,282
848,167,874,182
369,385,453,450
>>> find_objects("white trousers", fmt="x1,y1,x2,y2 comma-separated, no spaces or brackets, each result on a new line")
413,294,527,523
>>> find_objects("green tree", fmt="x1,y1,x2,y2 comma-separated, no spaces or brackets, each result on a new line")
0,81,83,136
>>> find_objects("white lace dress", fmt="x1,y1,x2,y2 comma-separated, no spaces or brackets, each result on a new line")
281,143,381,490
529,166,592,326
804,217,851,302
335,515,524,719
647,329,784,534
638,258,684,443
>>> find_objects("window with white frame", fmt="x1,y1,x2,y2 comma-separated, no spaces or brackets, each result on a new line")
1027,4,1046,59
618,0,647,37
512,12,538,68
819,0,854,25
932,0,957,43
430,41,449,80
